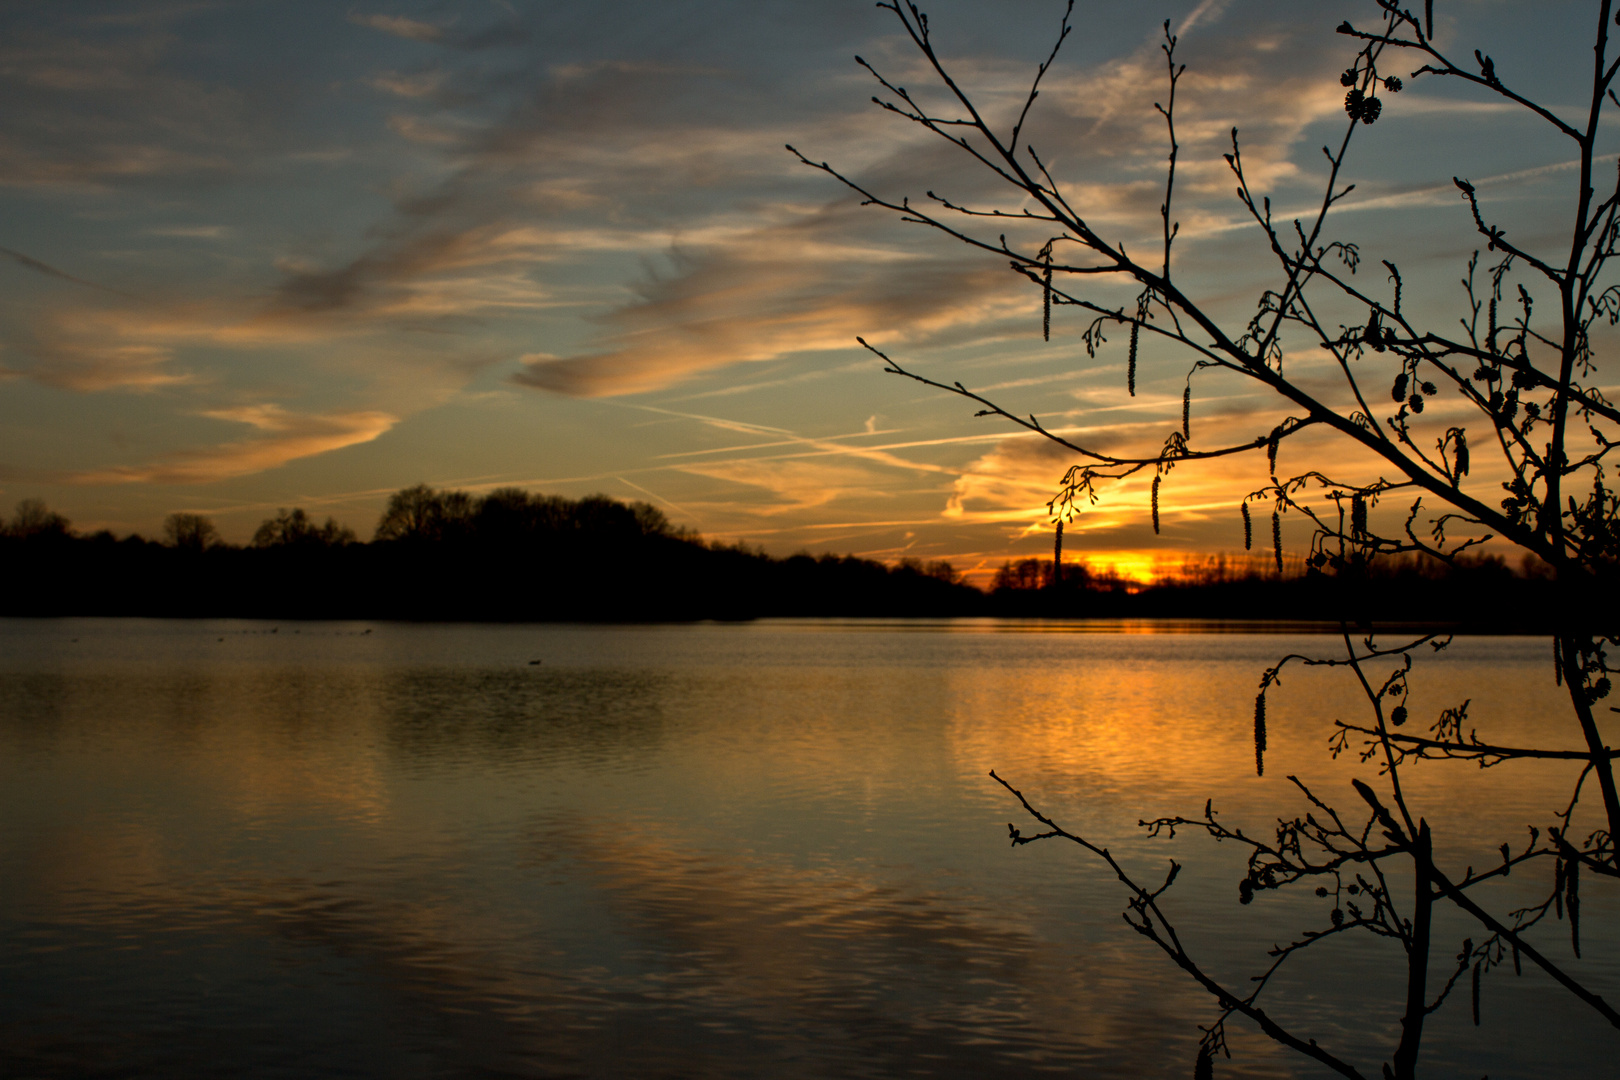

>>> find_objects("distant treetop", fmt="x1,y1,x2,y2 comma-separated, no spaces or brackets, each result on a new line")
163,513,222,552
6,498,70,540
252,508,356,549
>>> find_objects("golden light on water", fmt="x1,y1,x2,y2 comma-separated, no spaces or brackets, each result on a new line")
2,621,1608,1077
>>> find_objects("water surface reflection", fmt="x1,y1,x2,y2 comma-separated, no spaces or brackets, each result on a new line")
0,619,1612,1078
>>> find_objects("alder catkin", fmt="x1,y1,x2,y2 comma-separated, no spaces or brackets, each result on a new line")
1151,474,1161,534
1253,692,1268,776
1267,428,1280,476
1195,1044,1214,1080
1241,502,1252,550
1272,510,1283,573
1487,296,1497,350
1043,262,1052,342
1128,322,1139,396
1351,493,1367,537
1471,962,1482,1026
1569,856,1582,958
1182,384,1191,439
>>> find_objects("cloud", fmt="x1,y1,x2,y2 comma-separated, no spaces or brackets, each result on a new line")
142,225,233,240
247,36,1052,393
240,37,891,364
675,457,898,516
347,11,529,50
2,340,188,392
368,69,448,99
944,436,1077,529
262,222,573,327
0,23,255,189
66,405,396,485
257,53,793,310
470,1,1455,403
835,0,1514,262
384,113,466,145
513,218,1024,397
0,305,192,391
348,13,444,44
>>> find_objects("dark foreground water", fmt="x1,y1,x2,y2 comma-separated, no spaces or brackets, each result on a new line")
0,618,1614,1079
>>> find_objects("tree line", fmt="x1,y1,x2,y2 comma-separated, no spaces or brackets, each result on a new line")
0,487,978,620
0,486,1561,626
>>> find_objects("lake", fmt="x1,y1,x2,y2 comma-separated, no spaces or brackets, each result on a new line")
1,618,1614,1078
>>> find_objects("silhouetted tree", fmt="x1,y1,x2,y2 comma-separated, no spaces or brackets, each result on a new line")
569,494,648,540
472,486,555,542
801,2,1620,1076
373,483,475,543
252,508,356,548
162,513,222,552
899,556,963,584
6,498,70,540
990,557,1048,593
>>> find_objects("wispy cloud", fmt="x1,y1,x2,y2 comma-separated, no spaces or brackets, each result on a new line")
675,457,900,516
348,13,445,44
347,9,528,51
67,406,396,485
68,408,398,488
2,340,188,392
367,69,448,99
514,223,1020,396
0,23,254,189
142,225,233,240
0,304,192,391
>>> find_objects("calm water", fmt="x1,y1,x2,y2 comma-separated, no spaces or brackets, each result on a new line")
0,618,1614,1079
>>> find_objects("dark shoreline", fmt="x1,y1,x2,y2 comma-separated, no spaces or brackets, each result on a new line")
2,528,1573,634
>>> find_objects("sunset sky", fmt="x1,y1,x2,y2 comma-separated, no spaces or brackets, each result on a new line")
0,1,1606,581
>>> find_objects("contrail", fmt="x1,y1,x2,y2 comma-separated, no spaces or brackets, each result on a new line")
615,475,695,519
0,245,137,298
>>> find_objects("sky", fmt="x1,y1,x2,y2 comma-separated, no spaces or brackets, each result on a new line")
0,0,1610,582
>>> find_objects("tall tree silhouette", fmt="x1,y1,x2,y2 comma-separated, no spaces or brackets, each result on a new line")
163,513,222,553
6,498,70,540
373,483,475,543
796,2,1620,1076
